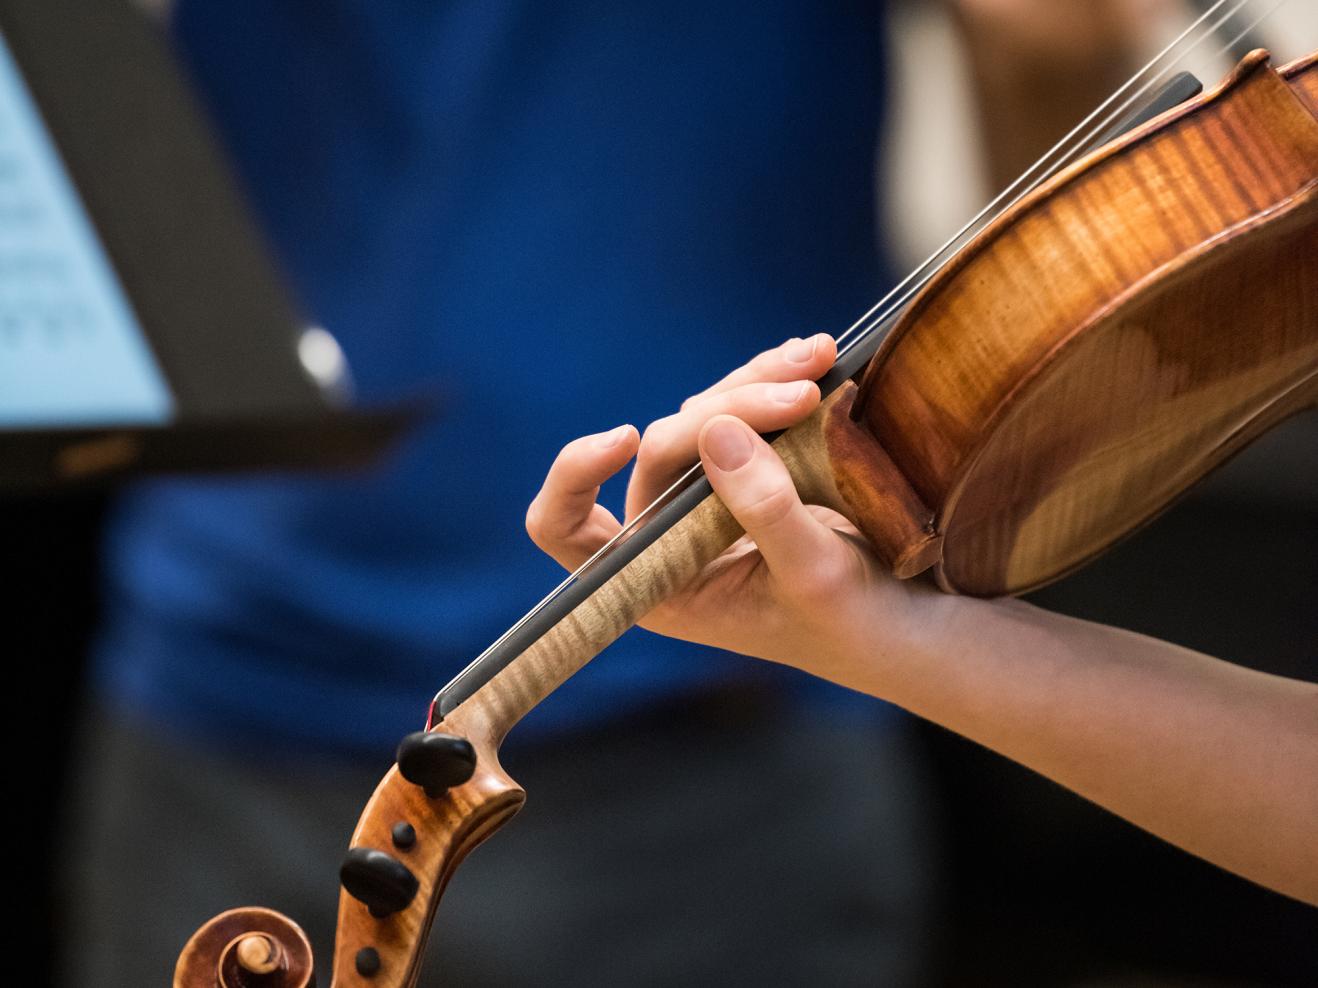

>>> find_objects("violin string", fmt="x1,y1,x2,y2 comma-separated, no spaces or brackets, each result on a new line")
829,0,1243,357
1210,0,1289,61
1069,0,1291,162
599,0,1252,546
835,0,1258,359
847,0,1295,358
437,0,1269,706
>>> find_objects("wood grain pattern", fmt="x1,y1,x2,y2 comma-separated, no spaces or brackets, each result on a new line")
950,191,1318,593
174,907,314,988
327,702,524,987
1283,50,1318,114
819,383,943,577
324,395,856,986
853,50,1318,594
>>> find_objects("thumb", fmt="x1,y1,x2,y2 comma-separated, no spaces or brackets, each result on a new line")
698,416,837,578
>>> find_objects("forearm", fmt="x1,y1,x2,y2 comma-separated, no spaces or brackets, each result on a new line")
868,594,1318,905
528,336,1318,905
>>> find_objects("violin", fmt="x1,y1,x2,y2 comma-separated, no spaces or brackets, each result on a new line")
174,38,1318,988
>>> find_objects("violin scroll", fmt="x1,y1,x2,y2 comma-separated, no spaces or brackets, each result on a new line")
177,703,523,987
174,907,314,988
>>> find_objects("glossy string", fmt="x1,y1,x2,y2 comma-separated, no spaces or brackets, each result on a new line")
1211,0,1290,62
832,0,1271,359
438,0,1289,709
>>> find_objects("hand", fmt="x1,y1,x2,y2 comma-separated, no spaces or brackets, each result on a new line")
525,335,940,694
530,335,1318,906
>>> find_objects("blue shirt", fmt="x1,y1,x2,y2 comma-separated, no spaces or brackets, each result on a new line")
94,1,892,755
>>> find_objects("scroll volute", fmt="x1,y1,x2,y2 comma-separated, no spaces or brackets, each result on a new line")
174,703,523,988
327,702,525,987
174,907,314,988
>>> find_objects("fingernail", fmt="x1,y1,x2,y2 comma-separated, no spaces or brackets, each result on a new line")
704,419,754,471
769,381,811,404
784,336,815,363
598,425,630,448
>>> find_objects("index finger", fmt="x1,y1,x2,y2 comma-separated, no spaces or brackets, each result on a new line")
526,425,639,569
681,333,836,409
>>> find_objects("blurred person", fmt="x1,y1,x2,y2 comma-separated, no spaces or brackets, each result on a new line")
58,2,1153,985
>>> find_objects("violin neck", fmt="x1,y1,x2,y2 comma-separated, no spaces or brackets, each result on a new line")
456,480,742,740
451,428,841,740
448,383,948,742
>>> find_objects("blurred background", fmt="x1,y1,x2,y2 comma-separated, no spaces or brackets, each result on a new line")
10,1,1317,984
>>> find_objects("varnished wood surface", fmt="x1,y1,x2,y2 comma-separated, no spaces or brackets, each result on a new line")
174,907,314,988
950,190,1317,593
328,703,525,987
325,396,857,986
855,50,1318,595
1283,49,1318,114
818,383,943,577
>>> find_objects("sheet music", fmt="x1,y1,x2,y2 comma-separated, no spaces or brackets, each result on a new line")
0,31,172,427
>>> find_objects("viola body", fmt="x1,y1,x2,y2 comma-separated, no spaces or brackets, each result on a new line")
827,48,1318,595
176,50,1318,988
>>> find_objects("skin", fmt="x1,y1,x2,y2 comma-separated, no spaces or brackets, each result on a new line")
526,336,1318,908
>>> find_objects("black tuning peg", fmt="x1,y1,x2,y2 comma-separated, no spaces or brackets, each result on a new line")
340,847,420,917
396,731,476,797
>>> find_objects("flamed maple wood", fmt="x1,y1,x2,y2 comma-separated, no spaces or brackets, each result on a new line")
853,48,1318,594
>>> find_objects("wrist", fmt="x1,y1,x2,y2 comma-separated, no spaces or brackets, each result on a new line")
838,579,1055,713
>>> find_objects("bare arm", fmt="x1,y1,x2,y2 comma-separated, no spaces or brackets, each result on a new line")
878,594,1318,905
527,338,1318,907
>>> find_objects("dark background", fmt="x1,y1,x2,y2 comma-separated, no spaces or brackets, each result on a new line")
15,416,1316,987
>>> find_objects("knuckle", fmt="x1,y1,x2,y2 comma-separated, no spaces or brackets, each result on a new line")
736,483,796,531
741,379,787,407
756,344,786,370
638,416,678,462
524,500,545,542
558,435,593,465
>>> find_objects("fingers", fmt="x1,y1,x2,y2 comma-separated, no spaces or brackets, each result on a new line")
626,379,822,519
527,424,639,569
698,415,840,583
530,334,838,567
682,333,836,408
